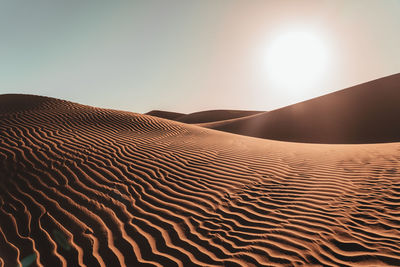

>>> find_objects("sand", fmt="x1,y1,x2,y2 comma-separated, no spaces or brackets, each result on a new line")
146,110,263,124
150,74,400,144
205,74,400,143
145,110,185,121
1,94,400,266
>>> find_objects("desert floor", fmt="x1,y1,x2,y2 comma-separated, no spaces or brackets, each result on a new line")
1,95,399,266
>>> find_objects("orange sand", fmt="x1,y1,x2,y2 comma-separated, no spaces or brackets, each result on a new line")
0,94,400,266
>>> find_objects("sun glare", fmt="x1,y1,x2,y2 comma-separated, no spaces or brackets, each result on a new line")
266,30,329,94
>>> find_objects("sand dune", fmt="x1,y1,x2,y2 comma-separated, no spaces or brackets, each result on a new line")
145,110,186,121
150,74,400,144
146,109,263,124
1,94,400,266
206,73,400,143
177,110,263,124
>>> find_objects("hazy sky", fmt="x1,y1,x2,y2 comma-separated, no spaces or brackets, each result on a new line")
1,0,399,113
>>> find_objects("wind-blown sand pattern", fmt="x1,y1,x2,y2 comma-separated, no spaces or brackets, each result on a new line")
1,94,400,266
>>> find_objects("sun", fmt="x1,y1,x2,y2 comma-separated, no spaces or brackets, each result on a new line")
265,30,329,94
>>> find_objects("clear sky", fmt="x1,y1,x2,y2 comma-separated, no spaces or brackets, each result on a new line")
1,0,399,113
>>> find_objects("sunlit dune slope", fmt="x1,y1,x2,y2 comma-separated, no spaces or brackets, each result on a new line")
1,94,400,266
206,73,400,143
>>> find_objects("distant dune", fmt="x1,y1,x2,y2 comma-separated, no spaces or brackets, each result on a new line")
145,110,186,121
148,73,400,144
177,110,263,124
146,109,263,124
205,73,400,143
1,93,400,266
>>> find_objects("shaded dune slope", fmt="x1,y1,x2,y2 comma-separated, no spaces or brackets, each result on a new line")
1,94,400,266
146,109,264,124
195,113,264,129
176,110,263,124
207,74,400,143
145,110,185,121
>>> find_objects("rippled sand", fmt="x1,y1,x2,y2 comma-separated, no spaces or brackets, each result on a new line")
1,95,399,266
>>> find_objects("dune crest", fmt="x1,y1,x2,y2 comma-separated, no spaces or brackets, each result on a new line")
145,110,186,121
148,73,400,144
146,109,264,124
1,94,400,266
207,73,400,143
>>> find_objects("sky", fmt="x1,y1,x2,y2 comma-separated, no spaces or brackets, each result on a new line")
1,0,399,114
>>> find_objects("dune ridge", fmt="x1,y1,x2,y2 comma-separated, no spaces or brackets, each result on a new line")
146,109,264,124
1,94,400,266
148,73,400,144
145,110,185,121
205,73,400,143
176,110,263,124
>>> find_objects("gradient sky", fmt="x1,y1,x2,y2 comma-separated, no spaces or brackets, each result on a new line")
1,0,399,113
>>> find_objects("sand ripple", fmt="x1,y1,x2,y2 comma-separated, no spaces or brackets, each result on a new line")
0,95,399,266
